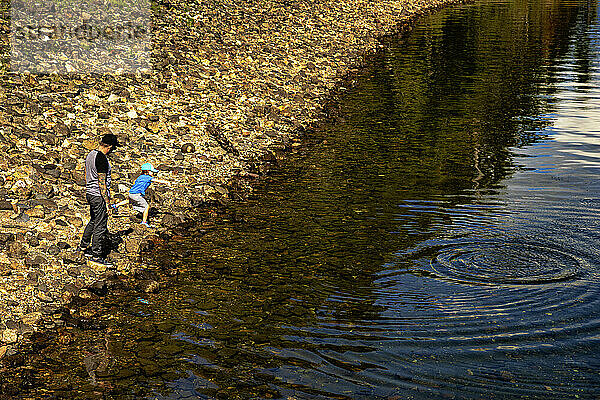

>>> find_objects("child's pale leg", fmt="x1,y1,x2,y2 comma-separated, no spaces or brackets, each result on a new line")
114,199,129,207
142,206,150,224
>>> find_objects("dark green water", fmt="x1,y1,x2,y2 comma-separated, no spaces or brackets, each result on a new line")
6,0,600,398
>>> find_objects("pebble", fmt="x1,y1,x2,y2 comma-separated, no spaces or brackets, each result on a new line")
1,329,18,344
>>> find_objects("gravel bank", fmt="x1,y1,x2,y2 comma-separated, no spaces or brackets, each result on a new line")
0,0,465,356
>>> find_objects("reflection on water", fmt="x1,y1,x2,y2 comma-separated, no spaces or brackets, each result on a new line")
5,0,600,398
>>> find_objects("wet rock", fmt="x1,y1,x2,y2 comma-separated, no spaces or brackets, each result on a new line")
14,213,30,223
46,245,60,255
0,345,9,359
36,292,54,303
25,255,47,266
207,124,240,156
0,233,15,246
1,329,18,344
161,213,183,227
181,143,196,153
21,312,42,327
7,242,27,258
53,123,70,136
88,280,108,296
56,241,71,250
27,205,45,218
137,279,160,293
27,270,43,283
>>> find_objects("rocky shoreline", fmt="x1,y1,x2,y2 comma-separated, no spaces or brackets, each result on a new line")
0,0,465,358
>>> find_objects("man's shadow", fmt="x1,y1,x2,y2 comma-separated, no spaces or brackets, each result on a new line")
102,228,134,258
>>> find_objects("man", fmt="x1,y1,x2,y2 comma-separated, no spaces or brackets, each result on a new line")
77,133,120,267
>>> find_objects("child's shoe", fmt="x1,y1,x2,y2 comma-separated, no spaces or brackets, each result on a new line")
141,221,152,228
110,204,119,214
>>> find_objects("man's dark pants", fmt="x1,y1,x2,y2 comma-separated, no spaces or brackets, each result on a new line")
80,194,108,257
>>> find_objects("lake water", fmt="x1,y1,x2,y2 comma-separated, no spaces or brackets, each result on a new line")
6,0,600,398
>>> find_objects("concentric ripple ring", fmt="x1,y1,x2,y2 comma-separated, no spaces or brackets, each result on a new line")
430,240,585,286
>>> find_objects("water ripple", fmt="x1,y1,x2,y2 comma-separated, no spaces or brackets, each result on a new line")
429,240,585,286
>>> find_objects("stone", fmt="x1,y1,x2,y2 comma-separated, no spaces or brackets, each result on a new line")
1,329,18,344
37,291,54,303
0,233,15,246
25,255,48,266
27,205,45,218
34,199,58,210
161,214,182,227
137,280,160,293
28,270,43,283
27,235,40,247
14,212,30,223
83,140,97,151
45,168,61,179
56,241,71,250
68,217,83,228
125,237,142,253
38,232,56,241
21,312,42,326
74,173,86,186
214,185,228,196
47,245,60,255
53,123,70,136
7,242,27,258
181,143,196,153
89,280,108,296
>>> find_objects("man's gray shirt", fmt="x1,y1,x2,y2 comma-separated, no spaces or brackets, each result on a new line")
85,150,111,198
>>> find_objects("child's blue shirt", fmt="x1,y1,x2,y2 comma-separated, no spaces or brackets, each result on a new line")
129,174,153,196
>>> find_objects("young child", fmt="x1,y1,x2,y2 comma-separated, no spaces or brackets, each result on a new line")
112,162,170,227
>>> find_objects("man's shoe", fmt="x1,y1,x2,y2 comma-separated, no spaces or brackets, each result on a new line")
89,257,114,269
77,244,93,258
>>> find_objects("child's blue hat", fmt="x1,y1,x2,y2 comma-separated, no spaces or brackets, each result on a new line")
141,162,158,172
